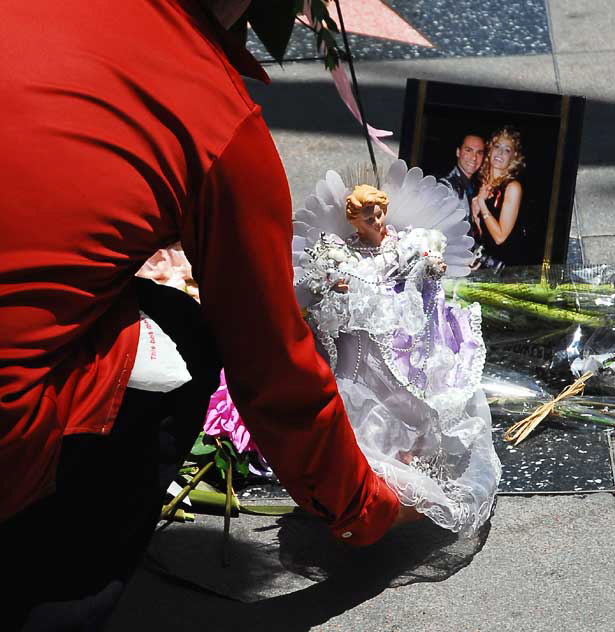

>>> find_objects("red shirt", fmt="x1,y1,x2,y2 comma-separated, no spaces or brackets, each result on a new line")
0,0,398,545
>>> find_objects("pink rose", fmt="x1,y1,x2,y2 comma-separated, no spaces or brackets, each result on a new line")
203,370,260,455
137,243,200,302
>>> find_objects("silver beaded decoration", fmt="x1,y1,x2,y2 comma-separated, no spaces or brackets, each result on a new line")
351,331,362,383
317,329,338,372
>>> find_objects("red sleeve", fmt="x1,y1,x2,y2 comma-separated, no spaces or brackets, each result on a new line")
182,108,399,546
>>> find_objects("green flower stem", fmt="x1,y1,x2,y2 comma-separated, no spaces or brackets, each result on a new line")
556,404,615,427
454,296,520,327
169,509,195,522
561,291,615,312
470,281,613,300
566,396,615,408
188,489,240,515
239,504,297,516
454,281,614,315
447,282,605,327
223,459,234,568
468,282,558,304
160,461,214,521
557,283,613,293
187,489,296,516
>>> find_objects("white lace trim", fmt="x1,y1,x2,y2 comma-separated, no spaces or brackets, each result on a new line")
376,451,500,536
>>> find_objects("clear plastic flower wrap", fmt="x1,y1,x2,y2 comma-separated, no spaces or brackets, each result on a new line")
445,265,614,371
446,265,615,435
482,362,615,432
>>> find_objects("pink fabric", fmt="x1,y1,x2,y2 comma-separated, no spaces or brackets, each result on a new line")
203,370,260,454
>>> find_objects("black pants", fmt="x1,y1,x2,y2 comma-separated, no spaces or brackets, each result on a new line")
3,279,221,631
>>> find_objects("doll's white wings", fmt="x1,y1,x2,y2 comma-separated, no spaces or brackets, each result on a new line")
292,170,352,307
382,160,474,277
293,169,351,244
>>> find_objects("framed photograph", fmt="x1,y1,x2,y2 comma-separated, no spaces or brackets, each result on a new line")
399,79,585,270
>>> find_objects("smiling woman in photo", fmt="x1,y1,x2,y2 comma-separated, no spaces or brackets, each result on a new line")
471,126,526,265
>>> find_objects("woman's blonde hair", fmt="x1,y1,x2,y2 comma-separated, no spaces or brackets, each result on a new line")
479,126,526,189
345,184,389,221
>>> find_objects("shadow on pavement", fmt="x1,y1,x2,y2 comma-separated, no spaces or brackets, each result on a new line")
248,78,615,168
116,510,490,632
276,510,489,587
247,79,405,138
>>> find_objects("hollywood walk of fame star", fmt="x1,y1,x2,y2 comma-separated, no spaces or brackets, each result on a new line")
328,0,431,48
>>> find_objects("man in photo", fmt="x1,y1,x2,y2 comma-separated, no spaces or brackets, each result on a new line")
440,133,486,224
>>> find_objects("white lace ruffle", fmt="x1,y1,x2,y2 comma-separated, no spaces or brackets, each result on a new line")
340,381,501,535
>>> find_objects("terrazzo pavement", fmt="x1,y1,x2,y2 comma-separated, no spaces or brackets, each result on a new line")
106,2,615,630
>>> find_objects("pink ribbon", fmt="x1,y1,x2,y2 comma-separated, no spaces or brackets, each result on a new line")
329,64,395,156
302,1,395,156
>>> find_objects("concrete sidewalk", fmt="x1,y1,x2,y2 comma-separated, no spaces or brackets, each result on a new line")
107,495,615,632
106,2,615,631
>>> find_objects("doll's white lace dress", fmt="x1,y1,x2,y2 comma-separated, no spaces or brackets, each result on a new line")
293,162,501,536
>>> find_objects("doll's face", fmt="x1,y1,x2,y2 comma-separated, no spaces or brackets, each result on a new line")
350,204,387,246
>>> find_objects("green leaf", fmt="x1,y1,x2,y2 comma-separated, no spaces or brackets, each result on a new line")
214,451,229,479
321,29,337,49
235,458,250,477
189,490,240,516
220,439,238,459
325,49,340,71
310,0,328,21
191,442,217,457
324,16,339,33
247,0,297,65
189,431,215,456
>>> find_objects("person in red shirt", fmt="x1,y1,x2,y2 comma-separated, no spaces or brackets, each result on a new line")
0,1,419,629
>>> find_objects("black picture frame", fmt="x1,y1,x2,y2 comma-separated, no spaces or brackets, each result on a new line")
399,79,585,267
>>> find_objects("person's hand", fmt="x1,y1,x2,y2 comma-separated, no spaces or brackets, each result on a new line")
391,502,425,527
471,196,480,218
478,183,492,201
427,255,447,278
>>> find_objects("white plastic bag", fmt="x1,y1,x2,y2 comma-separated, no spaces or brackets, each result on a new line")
127,311,192,392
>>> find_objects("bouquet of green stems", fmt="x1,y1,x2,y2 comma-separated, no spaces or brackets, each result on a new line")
444,266,615,379
443,277,612,330
445,266,615,442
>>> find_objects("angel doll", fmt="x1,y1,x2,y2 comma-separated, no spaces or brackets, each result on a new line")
293,161,501,535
